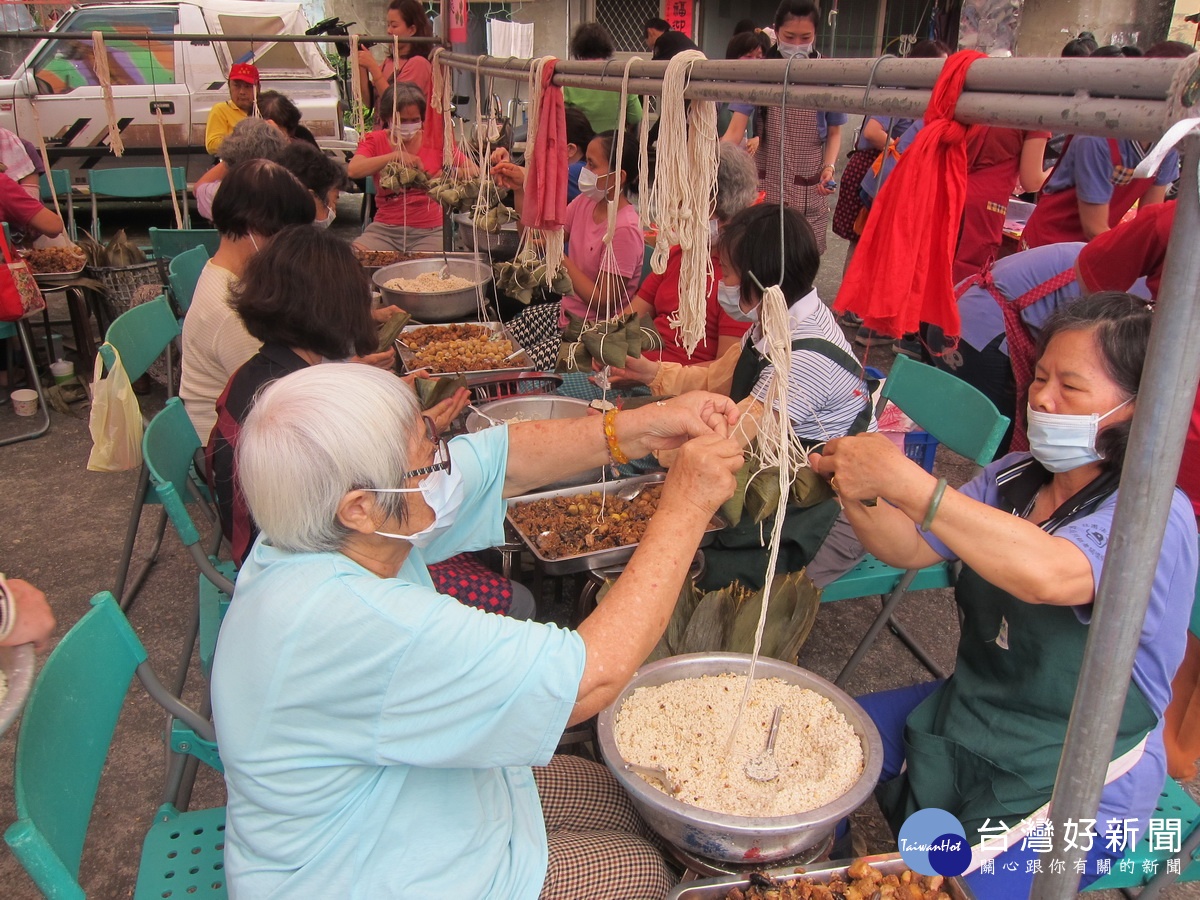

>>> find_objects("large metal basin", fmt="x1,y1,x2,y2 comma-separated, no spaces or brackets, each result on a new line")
597,653,883,865
466,395,603,489
452,212,521,259
373,258,491,322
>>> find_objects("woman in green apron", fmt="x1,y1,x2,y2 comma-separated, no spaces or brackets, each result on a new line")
609,203,875,590
812,293,1197,898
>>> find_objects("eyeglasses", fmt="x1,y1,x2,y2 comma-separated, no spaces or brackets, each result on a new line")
401,416,451,480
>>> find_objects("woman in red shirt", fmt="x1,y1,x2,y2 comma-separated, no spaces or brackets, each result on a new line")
348,82,444,253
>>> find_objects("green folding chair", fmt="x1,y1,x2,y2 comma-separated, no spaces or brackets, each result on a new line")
148,226,220,263
5,592,224,900
88,166,190,241
39,169,77,241
167,245,211,315
820,353,1010,686
100,295,185,608
0,318,50,446
1085,535,1200,897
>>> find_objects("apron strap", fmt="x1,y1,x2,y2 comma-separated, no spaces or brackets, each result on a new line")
964,734,1148,874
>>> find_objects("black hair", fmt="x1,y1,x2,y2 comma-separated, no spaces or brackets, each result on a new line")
278,142,348,201
256,90,301,136
726,31,764,59
1035,291,1152,474
233,225,376,358
718,204,820,307
592,130,640,196
733,18,758,34
910,39,951,58
212,159,316,238
1146,41,1195,58
1076,31,1099,53
376,81,426,127
1090,45,1126,57
387,0,433,59
571,22,616,60
773,0,820,32
1061,38,1093,57
1120,45,1144,57
644,17,671,35
564,106,595,154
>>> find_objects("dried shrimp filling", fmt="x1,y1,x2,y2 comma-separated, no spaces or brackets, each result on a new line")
509,485,664,559
725,861,951,900
23,246,85,273
354,249,413,267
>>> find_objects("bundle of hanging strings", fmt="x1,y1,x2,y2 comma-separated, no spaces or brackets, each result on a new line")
350,34,367,138
92,31,125,156
431,47,456,170
647,49,718,357
725,282,804,755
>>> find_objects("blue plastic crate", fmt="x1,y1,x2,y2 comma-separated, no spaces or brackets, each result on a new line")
904,430,938,473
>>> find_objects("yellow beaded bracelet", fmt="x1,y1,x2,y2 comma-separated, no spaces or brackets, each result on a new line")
603,408,630,465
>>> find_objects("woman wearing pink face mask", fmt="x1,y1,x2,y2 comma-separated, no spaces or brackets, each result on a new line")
812,292,1196,899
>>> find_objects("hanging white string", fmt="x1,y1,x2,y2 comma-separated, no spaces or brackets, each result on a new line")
155,110,184,229
350,34,367,138
430,47,456,170
637,92,653,234
647,49,717,357
92,32,124,156
27,102,61,223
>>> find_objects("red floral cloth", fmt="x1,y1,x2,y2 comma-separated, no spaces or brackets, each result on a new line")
833,50,986,338
521,59,568,231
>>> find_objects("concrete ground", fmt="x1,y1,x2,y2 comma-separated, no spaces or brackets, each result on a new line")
0,200,1194,897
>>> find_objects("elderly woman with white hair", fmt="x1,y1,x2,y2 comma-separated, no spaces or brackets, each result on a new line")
209,364,743,900
193,117,289,221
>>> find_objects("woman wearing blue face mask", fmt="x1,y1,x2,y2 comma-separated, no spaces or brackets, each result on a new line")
610,203,876,591
210,362,744,899
755,0,847,255
810,292,1197,899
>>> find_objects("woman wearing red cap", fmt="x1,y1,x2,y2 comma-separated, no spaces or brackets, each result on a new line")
206,63,259,155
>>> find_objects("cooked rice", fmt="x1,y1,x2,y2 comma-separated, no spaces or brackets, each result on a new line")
613,674,863,817
385,272,475,293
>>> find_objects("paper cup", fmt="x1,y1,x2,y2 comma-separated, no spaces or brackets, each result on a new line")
11,389,38,417
49,359,74,385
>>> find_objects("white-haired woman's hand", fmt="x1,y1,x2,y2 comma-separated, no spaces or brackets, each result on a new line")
658,433,744,520
617,391,739,459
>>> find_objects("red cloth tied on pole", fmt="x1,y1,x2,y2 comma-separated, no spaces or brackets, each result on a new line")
833,50,986,339
521,59,568,231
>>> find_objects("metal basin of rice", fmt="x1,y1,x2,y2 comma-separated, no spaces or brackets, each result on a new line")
596,653,883,865
465,396,604,488
373,258,491,322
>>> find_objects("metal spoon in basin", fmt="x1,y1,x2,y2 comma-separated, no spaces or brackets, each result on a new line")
624,761,680,795
744,706,783,782
467,404,503,427
615,481,648,502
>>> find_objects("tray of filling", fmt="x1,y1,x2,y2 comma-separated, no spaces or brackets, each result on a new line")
506,474,727,575
395,321,534,381
668,853,975,899
23,245,87,285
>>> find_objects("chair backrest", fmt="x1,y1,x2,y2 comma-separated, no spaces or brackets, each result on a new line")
143,397,205,547
99,295,181,382
879,354,1011,467
88,167,188,200
39,169,70,200
168,245,211,314
149,227,220,263
5,593,147,896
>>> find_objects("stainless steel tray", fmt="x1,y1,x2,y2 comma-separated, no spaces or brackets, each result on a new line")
395,321,534,383
506,473,726,575
668,852,976,899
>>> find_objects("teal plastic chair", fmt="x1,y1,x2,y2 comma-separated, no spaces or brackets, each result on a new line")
99,296,185,608
167,245,211,315
39,169,77,241
0,317,50,446
148,227,220,263
1085,536,1200,896
88,166,190,241
821,353,1010,686
5,592,225,900
143,397,236,682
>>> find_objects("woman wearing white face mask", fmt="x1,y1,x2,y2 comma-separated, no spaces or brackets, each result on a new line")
278,140,346,230
756,0,846,255
348,82,444,252
810,293,1197,899
609,204,875,591
211,362,744,899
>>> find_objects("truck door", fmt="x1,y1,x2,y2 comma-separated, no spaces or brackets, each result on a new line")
14,5,192,183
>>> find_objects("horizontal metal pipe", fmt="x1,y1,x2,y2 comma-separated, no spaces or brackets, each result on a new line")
442,52,1193,102
0,31,444,44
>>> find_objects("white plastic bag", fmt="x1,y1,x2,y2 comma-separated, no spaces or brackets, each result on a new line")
87,344,143,472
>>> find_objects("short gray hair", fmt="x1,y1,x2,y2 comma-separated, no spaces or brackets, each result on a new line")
714,142,759,222
237,364,423,554
378,81,426,125
219,117,288,168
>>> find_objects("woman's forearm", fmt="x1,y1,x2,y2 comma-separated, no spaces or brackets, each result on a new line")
822,125,842,171
347,151,398,179
721,111,750,145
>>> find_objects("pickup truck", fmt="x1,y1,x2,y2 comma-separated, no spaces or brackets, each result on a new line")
0,0,355,183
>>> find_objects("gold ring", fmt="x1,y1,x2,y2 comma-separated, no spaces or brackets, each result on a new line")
831,476,840,493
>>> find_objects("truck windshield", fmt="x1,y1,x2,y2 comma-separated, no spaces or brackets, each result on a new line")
33,8,178,94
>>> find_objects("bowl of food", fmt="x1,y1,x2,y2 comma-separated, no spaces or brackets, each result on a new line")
353,248,413,271
22,245,87,285
373,258,492,322
452,212,521,260
466,395,603,489
596,653,883,865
